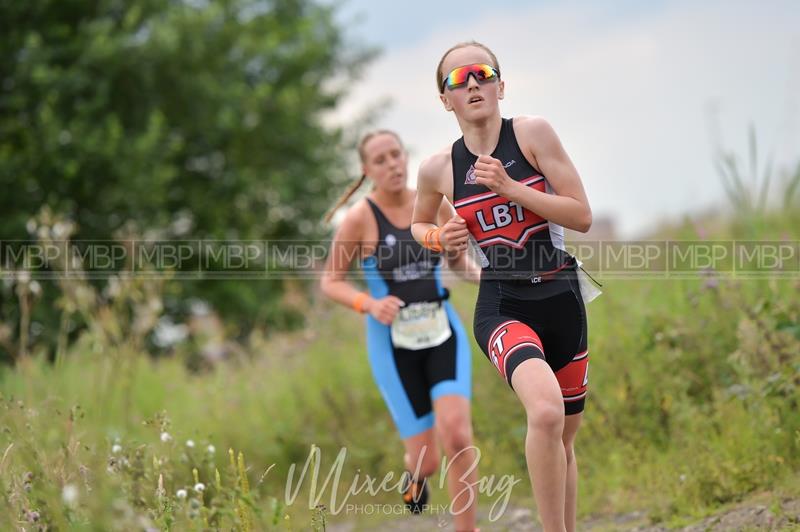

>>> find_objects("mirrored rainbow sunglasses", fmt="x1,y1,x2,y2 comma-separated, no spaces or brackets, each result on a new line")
440,63,500,92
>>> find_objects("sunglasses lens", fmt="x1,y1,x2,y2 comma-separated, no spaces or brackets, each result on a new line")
444,64,498,90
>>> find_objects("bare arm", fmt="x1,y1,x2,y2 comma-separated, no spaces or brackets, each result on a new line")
437,199,481,284
320,203,404,325
412,153,470,252
411,154,447,244
473,116,592,232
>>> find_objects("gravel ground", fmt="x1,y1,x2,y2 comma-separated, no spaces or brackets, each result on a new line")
326,497,800,531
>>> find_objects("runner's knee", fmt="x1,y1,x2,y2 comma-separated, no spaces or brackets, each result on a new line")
405,449,439,478
526,399,565,436
437,412,472,454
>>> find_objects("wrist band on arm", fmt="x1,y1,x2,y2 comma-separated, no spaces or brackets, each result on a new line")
423,227,443,252
352,292,369,313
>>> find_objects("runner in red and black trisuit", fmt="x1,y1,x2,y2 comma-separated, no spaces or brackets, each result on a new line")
412,41,593,532
452,117,589,413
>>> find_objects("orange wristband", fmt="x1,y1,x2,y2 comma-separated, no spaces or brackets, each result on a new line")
352,292,369,313
424,228,443,252
424,228,434,248
432,228,443,252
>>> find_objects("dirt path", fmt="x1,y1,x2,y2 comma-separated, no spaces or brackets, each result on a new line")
327,497,800,531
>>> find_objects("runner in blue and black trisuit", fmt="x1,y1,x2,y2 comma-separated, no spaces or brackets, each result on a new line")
321,130,481,531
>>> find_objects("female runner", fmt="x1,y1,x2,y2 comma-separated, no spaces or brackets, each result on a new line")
412,42,593,532
321,130,481,531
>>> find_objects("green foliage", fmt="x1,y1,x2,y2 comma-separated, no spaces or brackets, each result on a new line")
711,123,800,239
579,277,800,521
713,124,774,217
1,255,798,528
0,0,374,347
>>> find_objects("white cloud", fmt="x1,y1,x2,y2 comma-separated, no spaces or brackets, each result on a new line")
330,1,800,237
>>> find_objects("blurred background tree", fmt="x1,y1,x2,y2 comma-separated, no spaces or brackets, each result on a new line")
0,0,374,358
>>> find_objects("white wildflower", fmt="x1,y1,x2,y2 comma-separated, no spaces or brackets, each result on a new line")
29,280,41,296
62,484,79,506
206,444,215,454
52,221,72,238
58,130,72,145
160,431,172,442
112,444,122,453
186,439,195,448
194,482,205,493
176,489,188,499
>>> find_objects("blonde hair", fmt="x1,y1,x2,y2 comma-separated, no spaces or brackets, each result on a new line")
436,40,500,93
323,130,404,223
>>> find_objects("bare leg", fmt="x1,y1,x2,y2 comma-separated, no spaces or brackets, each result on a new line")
402,428,439,480
511,358,567,532
562,413,582,532
434,395,477,531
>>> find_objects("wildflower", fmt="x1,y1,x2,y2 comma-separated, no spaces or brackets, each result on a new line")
160,431,172,442
29,281,41,296
186,439,195,448
106,276,121,298
58,130,72,146
176,489,188,499
62,484,79,506
207,444,215,454
26,510,40,523
194,482,205,493
53,221,74,238
112,444,122,453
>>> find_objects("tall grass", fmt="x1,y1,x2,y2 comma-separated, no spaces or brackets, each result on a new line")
1,200,799,529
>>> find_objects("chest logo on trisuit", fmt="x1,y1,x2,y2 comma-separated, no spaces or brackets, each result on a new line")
476,201,525,231
455,175,548,249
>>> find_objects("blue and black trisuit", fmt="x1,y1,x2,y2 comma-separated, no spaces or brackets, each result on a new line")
362,198,472,439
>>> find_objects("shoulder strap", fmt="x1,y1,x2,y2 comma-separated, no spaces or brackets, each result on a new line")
364,197,390,236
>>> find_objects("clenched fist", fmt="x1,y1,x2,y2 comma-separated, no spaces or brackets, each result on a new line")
439,215,470,253
364,295,405,325
474,154,514,197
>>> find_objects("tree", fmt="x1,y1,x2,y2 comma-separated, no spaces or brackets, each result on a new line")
0,0,374,355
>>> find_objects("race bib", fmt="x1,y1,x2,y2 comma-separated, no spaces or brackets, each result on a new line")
390,301,452,350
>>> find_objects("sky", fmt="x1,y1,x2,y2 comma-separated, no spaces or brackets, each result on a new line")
326,0,800,237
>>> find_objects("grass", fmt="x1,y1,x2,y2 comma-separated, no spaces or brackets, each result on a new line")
1,208,799,529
